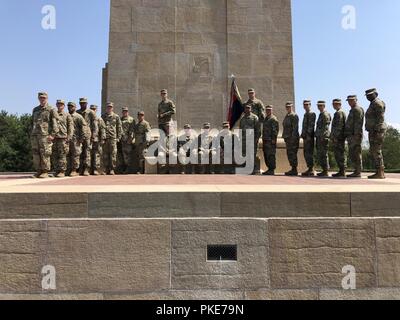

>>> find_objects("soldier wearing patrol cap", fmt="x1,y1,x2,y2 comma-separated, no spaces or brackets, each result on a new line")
345,95,365,178
262,105,279,176
197,123,217,174
282,102,300,176
120,107,136,174
315,101,332,177
90,105,106,176
77,97,98,176
52,100,74,178
330,99,347,178
178,124,198,174
134,111,151,174
31,92,59,179
66,102,90,177
101,102,122,175
365,88,387,179
301,100,316,177
158,89,176,135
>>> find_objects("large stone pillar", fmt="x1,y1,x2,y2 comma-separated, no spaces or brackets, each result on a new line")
104,0,294,129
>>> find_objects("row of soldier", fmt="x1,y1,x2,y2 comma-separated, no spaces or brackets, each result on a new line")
31,94,151,178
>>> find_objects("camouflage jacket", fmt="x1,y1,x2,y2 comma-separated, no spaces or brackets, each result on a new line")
315,111,332,139
345,105,365,137
198,132,217,152
55,111,74,140
121,116,136,143
77,108,98,140
263,115,279,142
70,112,90,142
158,99,176,125
244,98,266,122
282,112,299,140
239,113,260,138
178,133,198,154
102,112,122,141
301,112,316,139
134,120,151,145
97,117,106,142
330,109,347,141
365,98,387,133
31,104,59,137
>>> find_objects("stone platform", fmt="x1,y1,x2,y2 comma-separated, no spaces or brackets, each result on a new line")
1,174,400,300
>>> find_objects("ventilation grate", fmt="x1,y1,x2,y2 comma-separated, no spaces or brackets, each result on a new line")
207,245,237,261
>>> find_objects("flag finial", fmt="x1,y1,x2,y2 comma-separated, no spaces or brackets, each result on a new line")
231,74,235,79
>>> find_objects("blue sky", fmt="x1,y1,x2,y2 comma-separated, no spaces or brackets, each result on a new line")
0,0,399,127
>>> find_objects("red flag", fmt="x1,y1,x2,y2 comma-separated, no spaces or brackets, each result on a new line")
227,77,244,128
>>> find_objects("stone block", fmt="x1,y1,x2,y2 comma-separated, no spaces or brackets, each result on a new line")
352,193,400,217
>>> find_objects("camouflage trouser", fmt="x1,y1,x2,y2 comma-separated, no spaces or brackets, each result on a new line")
369,131,386,168
121,142,133,170
91,141,103,172
303,137,315,168
332,139,346,170
316,137,330,170
263,141,277,171
67,140,82,173
103,139,118,172
134,142,147,173
347,135,363,172
31,135,53,172
79,138,92,172
159,123,169,136
52,139,69,173
285,137,299,168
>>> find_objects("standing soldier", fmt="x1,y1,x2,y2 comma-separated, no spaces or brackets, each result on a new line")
120,107,136,174
89,105,105,176
31,92,59,179
102,102,122,175
345,95,365,178
53,100,74,178
217,122,235,174
158,89,176,135
244,88,265,174
282,102,300,176
66,102,89,177
315,101,332,177
239,104,260,175
330,99,347,178
77,98,98,176
301,100,316,177
365,88,387,179
197,123,218,174
134,111,152,174
262,106,279,176
178,124,198,174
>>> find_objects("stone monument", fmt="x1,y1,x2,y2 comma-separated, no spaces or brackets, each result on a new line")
102,0,295,129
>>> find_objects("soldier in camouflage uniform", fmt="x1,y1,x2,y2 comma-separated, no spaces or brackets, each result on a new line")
120,107,136,174
67,102,90,177
134,111,152,174
262,106,279,176
77,98,98,176
102,102,122,175
365,88,387,179
330,99,347,178
301,100,316,177
31,92,59,179
52,100,74,178
89,105,106,176
158,89,176,135
239,104,260,175
315,101,332,177
243,88,265,174
282,102,300,176
216,122,236,174
178,124,198,174
345,95,365,178
197,123,218,174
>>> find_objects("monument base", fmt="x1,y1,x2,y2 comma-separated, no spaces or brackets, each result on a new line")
0,175,400,300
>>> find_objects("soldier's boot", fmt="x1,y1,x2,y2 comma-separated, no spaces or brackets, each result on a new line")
333,168,346,178
109,170,116,176
38,171,49,179
33,171,42,178
317,169,330,177
263,170,275,176
347,170,362,178
92,170,99,176
285,167,298,176
70,171,79,177
82,169,90,177
369,167,386,180
56,172,65,178
301,168,315,177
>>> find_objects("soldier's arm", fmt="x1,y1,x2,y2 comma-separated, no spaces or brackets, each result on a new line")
145,123,151,144
292,115,299,138
272,120,279,142
67,115,74,141
374,102,386,132
324,114,331,137
308,113,316,136
49,109,59,137
116,117,122,142
354,108,364,135
91,112,99,139
259,102,266,122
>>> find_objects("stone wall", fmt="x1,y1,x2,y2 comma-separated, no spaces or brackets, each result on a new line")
1,217,400,300
104,0,295,129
